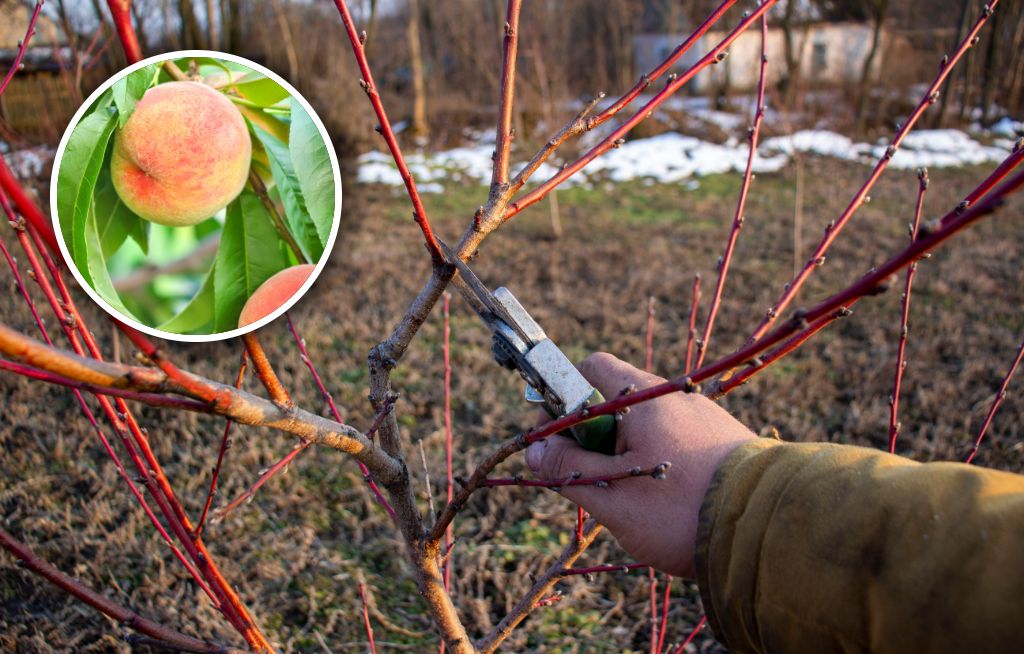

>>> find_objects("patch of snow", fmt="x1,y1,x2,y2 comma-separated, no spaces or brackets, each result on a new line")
989,117,1023,138
3,147,52,179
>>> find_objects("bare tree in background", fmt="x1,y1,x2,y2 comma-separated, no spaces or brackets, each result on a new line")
855,0,890,135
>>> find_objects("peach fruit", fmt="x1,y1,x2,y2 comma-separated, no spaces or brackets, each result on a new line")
111,81,252,227
238,264,316,327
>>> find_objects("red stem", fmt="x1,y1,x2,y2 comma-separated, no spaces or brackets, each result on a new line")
196,353,248,538
743,0,1004,346
588,0,739,130
0,529,241,654
106,0,144,64
560,563,647,577
694,15,768,370
359,576,378,654
480,462,669,488
670,615,707,654
648,568,658,654
506,0,777,219
0,1,43,97
888,169,929,453
684,274,701,374
965,336,1024,464
645,297,655,372
330,0,444,266
656,576,672,654
522,169,1024,447
285,314,396,520
0,155,57,253
492,0,523,188
217,441,312,519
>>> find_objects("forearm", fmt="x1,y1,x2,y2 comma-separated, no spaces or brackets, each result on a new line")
696,439,1024,654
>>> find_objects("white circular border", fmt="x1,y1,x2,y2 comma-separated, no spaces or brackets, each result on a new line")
50,50,342,343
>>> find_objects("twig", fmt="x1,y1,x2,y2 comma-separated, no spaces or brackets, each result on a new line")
0,1,44,97
888,168,929,453
669,615,707,654
743,0,1005,347
475,521,603,653
505,0,777,220
491,0,523,189
215,441,311,520
476,462,670,488
965,336,1024,464
331,0,444,266
358,572,378,654
684,274,701,374
559,563,647,577
196,352,248,538
694,14,768,370
0,529,243,654
285,314,396,520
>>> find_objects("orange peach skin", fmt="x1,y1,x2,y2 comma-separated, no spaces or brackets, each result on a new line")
111,81,252,227
238,264,316,327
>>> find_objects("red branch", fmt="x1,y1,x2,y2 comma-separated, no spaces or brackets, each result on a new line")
560,563,647,577
669,615,707,654
196,353,248,538
965,336,1024,464
684,274,701,373
0,1,43,97
491,0,523,188
106,0,144,64
217,441,311,520
478,462,669,488
521,169,1024,447
588,0,739,130
0,147,57,253
0,529,242,654
359,574,378,654
286,315,396,520
743,0,1004,346
645,297,656,372
888,169,929,453
506,0,777,219
331,0,444,265
694,15,768,370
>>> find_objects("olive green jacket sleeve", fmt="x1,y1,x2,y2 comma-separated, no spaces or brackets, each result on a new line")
695,439,1024,653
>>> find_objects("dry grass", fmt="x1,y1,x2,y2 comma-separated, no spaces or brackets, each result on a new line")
1,159,1022,653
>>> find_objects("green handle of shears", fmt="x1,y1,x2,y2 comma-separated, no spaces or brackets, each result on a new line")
565,389,617,455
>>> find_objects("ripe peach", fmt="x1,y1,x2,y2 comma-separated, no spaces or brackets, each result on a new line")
110,81,251,227
238,264,316,327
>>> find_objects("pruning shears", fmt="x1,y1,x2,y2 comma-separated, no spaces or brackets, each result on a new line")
439,240,617,455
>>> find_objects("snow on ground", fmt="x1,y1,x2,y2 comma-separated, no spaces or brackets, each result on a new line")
357,126,1016,193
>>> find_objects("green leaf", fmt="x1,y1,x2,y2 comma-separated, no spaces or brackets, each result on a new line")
94,165,148,257
231,72,289,107
57,106,118,261
289,99,335,248
159,263,217,334
213,190,291,331
251,125,323,262
83,204,137,320
112,64,157,128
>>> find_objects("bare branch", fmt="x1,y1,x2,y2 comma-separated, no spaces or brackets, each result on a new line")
491,0,524,189
966,336,1024,464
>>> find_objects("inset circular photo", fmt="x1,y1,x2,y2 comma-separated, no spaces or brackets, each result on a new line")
51,50,341,341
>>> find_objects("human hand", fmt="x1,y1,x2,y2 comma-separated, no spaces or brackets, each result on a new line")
525,352,756,577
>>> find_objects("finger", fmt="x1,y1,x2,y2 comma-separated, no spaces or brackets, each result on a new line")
578,352,665,399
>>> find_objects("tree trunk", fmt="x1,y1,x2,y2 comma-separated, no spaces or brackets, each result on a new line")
855,0,889,136
205,0,218,49
979,8,1002,125
407,0,429,141
936,0,971,127
270,0,299,84
178,0,203,50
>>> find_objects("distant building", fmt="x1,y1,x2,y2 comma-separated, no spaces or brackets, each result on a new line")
635,21,887,94
0,3,87,143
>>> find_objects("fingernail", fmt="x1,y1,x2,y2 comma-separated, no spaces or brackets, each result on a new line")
526,440,546,472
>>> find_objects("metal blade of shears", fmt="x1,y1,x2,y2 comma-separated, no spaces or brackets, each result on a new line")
438,239,537,347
